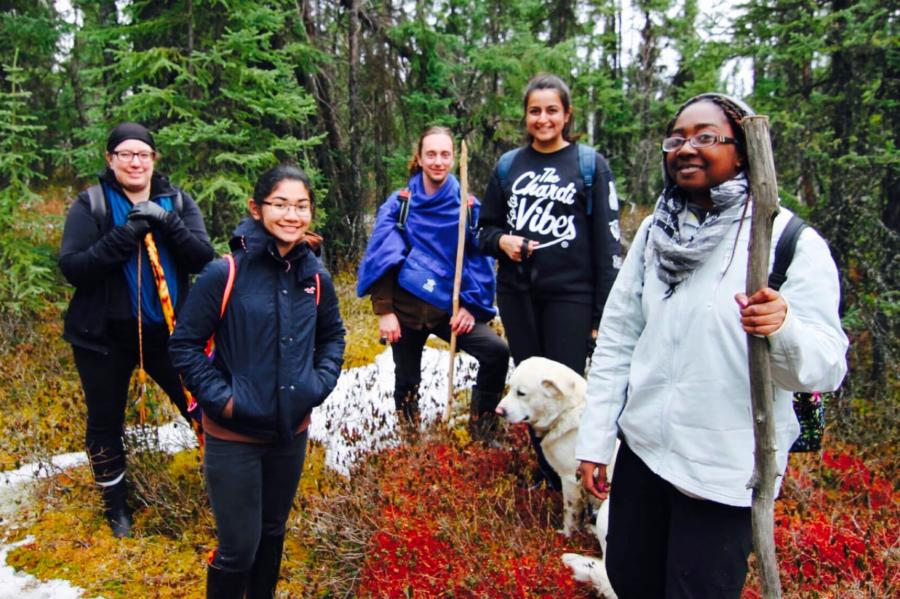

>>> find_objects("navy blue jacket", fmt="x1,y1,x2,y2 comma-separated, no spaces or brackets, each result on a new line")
169,218,346,443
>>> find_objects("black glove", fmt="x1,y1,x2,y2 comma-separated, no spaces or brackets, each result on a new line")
120,217,151,239
128,200,170,226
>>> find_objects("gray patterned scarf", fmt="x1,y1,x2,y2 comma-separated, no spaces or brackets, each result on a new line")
646,173,749,294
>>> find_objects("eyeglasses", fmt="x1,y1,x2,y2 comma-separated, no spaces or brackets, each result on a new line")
662,133,737,152
111,150,156,163
261,201,312,215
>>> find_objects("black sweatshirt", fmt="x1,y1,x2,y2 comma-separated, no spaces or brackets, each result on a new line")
477,143,621,327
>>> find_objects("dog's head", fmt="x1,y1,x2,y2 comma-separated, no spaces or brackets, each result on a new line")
495,357,585,433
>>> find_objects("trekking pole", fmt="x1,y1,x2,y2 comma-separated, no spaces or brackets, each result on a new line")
742,115,783,599
444,140,469,424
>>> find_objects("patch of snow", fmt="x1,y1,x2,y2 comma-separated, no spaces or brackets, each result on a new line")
0,537,88,598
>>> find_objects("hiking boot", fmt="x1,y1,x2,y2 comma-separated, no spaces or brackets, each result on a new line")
246,534,285,599
100,479,132,538
206,564,248,599
469,390,502,446
394,387,421,441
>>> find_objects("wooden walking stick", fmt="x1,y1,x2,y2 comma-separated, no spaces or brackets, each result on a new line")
742,115,784,599
444,140,469,424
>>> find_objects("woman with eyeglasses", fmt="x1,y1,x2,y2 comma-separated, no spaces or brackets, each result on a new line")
477,73,622,489
169,164,345,599
575,94,848,598
59,122,214,538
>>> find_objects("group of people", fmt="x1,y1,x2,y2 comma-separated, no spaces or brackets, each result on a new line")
59,73,847,599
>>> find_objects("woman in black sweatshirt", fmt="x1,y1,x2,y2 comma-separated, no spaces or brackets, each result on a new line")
478,74,622,489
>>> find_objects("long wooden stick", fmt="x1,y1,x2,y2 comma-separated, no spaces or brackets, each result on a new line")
444,140,469,423
742,115,783,599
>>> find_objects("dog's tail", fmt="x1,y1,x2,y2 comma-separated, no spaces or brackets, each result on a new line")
561,553,617,599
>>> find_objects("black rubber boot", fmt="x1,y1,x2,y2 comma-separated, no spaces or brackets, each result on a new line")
246,534,286,599
206,564,248,599
100,479,132,538
469,390,502,445
394,386,420,440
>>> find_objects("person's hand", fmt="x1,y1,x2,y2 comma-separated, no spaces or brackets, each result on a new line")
498,234,539,262
222,397,234,419
379,313,402,344
128,200,170,226
450,307,475,335
735,287,788,336
578,460,609,501
120,216,151,240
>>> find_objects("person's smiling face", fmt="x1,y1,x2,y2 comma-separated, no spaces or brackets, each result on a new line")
416,132,454,192
525,88,571,152
249,179,312,256
106,139,156,194
665,101,743,207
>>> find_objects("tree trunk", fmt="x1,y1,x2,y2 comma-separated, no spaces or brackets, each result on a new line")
347,0,363,255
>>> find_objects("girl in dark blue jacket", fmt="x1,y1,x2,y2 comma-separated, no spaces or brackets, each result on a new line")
169,165,345,599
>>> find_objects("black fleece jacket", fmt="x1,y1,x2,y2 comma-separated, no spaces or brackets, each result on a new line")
58,169,214,353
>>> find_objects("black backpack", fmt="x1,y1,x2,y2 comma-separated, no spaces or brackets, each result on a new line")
768,214,828,453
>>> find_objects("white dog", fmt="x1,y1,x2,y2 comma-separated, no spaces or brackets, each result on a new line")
495,356,618,598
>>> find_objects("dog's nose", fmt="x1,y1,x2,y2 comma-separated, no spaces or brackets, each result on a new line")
495,406,505,416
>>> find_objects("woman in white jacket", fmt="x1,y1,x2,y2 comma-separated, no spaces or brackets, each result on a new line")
575,94,848,599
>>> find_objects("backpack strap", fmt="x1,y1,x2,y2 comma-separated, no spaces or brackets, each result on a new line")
315,272,321,306
204,254,237,359
173,189,183,214
768,214,808,291
219,254,236,317
396,188,412,231
496,148,521,193
87,184,107,224
577,144,597,215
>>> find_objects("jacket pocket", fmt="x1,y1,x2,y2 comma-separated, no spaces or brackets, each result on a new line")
230,373,277,430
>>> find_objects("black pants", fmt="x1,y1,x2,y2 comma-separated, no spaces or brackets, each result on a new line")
497,293,593,488
72,319,190,485
497,293,593,375
204,432,308,573
606,442,753,599
391,320,509,406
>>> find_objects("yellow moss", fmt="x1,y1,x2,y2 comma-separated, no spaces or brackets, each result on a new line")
4,443,336,598
333,270,385,369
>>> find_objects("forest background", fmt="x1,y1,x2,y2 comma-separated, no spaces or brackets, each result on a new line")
2,0,896,432
0,0,897,597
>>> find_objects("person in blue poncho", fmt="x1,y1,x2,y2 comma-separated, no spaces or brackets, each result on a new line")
358,126,509,440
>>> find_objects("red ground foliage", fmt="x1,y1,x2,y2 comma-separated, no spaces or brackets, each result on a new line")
356,427,596,598
742,447,900,598
354,428,898,598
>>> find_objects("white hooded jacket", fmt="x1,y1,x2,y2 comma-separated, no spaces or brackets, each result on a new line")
575,206,848,506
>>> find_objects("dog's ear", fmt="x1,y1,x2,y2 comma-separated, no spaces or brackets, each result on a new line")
541,379,563,399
